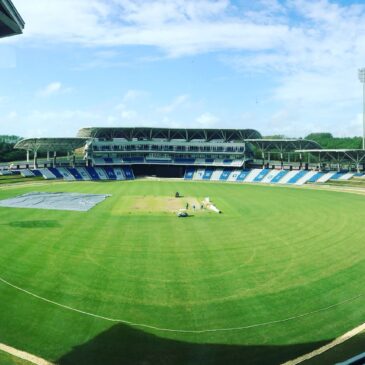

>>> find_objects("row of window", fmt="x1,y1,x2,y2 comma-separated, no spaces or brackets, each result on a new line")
92,144,245,153
93,153,251,159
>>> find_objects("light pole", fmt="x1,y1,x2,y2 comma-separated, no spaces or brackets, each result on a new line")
359,68,365,150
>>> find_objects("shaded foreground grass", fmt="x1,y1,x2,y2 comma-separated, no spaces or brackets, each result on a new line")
0,180,364,364
303,331,365,365
57,323,330,365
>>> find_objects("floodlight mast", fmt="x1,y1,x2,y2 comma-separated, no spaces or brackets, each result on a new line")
359,68,365,150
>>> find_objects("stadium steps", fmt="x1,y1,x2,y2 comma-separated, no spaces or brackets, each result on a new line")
219,169,232,181
276,170,300,184
236,169,251,182
184,167,195,180
287,170,308,184
56,167,75,180
306,172,324,183
67,168,83,180
31,169,43,177
104,166,117,180
202,168,214,180
85,167,100,180
38,168,57,180
270,170,288,183
228,169,241,181
94,167,109,180
329,172,344,180
261,169,281,183
317,171,337,183
76,167,92,180
211,169,223,181
253,168,270,182
295,170,318,185
47,167,64,179
193,168,205,180
244,168,263,182
113,167,126,180
20,169,35,177
122,166,134,180
339,172,355,180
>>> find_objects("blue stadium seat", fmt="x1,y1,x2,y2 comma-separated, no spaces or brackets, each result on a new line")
85,167,100,180
104,157,113,164
219,169,232,180
104,166,117,180
184,167,195,180
236,169,251,182
330,172,344,180
48,167,63,179
270,170,288,183
202,168,214,180
253,169,270,182
122,166,134,180
67,168,83,180
287,170,308,184
31,169,43,177
175,158,195,164
307,172,324,183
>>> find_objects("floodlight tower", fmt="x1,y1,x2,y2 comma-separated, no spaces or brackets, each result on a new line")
359,68,365,149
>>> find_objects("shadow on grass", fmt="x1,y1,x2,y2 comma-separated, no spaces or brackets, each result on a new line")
6,220,61,228
57,323,330,365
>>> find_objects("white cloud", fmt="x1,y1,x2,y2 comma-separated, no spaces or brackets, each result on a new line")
196,112,219,127
157,94,189,113
37,82,71,97
6,111,18,119
12,0,287,56
5,0,365,137
122,89,147,102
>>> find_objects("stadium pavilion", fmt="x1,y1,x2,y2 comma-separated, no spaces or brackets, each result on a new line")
14,127,319,171
12,126,365,184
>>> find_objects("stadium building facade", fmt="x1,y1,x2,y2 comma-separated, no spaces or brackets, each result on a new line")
79,127,260,177
12,126,365,183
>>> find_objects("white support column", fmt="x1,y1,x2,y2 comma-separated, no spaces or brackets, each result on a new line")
33,150,38,169
26,150,30,163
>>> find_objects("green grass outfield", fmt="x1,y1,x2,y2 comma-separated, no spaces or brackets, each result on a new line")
0,180,364,365
0,351,32,365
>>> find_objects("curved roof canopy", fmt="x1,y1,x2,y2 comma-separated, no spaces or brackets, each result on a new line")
247,138,321,151
0,0,24,38
14,138,88,153
296,149,365,163
77,127,262,142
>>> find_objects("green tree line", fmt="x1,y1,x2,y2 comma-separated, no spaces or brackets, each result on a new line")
0,135,26,163
305,133,362,149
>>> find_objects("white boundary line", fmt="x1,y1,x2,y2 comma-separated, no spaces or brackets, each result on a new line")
0,276,363,334
282,322,365,365
0,343,52,365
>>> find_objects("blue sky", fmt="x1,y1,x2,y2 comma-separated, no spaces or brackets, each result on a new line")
0,0,365,138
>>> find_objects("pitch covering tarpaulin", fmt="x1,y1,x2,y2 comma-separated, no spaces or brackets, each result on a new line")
0,192,111,211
